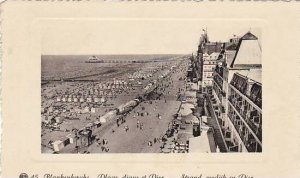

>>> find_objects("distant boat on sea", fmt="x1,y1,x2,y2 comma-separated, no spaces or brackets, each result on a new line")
85,56,104,63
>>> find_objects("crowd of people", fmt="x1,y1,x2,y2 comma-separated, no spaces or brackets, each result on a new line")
95,138,110,152
80,60,188,153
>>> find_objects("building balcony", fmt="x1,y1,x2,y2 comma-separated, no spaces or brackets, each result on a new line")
213,78,223,92
230,82,262,109
241,110,247,119
228,96,262,141
227,115,260,152
216,81,223,91
229,85,262,112
245,118,262,141
220,105,225,113
228,100,262,144
223,127,239,152
223,129,232,142
247,142,259,152
228,143,239,152
215,66,224,78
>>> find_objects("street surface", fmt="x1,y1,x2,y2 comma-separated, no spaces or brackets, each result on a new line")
87,60,188,153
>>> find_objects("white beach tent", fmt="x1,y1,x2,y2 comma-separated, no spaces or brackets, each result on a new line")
52,140,64,152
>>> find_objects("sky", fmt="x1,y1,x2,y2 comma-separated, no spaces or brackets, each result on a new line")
41,20,261,55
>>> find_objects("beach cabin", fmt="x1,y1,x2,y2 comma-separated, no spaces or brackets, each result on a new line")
54,116,64,124
100,97,106,103
52,140,64,152
74,108,81,114
66,133,75,144
68,97,72,102
83,107,90,113
87,97,92,103
94,89,99,95
94,97,99,103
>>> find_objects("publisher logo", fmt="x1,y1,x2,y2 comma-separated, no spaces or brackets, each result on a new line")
19,173,29,178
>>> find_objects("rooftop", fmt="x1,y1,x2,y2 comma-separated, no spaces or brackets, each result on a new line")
230,32,261,68
225,50,237,67
236,68,262,84
241,31,258,40
203,42,223,55
189,130,216,153
225,43,238,51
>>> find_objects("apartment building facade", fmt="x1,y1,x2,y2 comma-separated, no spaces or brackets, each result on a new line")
211,32,262,152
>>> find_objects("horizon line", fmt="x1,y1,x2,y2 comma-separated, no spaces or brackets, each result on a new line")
41,53,191,56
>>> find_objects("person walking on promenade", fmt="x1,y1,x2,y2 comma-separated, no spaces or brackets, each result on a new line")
125,125,129,132
104,139,108,145
96,141,101,147
140,123,144,130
